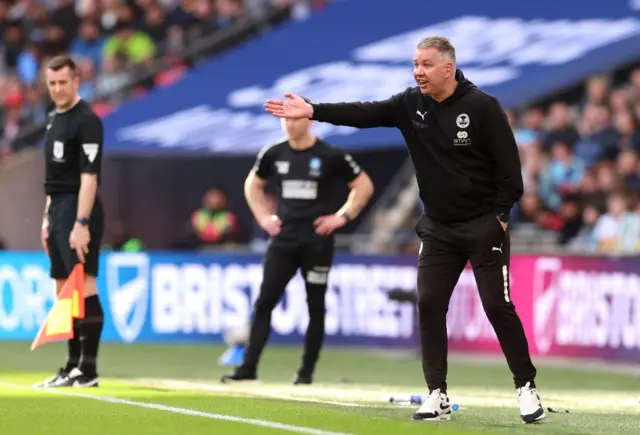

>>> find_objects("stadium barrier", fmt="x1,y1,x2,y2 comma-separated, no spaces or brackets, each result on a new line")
1,251,639,363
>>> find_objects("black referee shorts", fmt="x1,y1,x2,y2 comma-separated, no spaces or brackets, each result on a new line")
47,194,104,280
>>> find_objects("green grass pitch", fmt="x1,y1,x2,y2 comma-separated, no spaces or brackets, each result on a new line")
1,342,639,434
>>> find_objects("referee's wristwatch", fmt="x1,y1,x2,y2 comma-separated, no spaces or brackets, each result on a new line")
76,217,90,226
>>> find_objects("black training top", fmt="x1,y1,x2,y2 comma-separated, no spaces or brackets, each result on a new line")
311,69,524,223
252,138,361,242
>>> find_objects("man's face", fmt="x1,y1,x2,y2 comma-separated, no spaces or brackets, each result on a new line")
413,48,451,95
45,66,79,109
282,117,311,140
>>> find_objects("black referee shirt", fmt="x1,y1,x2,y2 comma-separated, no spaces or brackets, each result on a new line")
44,99,104,196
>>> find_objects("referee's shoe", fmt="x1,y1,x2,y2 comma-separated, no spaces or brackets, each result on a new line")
33,368,99,388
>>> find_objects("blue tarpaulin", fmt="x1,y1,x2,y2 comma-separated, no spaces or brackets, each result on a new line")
102,0,640,155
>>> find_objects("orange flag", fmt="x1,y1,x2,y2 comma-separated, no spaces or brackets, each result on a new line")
31,264,85,351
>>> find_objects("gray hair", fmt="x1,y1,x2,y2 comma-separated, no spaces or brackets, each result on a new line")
417,36,456,67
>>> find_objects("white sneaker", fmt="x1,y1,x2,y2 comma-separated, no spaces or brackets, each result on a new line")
517,382,545,423
412,389,451,421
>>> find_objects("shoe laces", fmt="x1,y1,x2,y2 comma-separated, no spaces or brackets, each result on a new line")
517,382,538,402
423,388,445,407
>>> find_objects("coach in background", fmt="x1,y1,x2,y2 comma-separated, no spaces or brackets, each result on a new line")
222,115,374,385
264,36,545,424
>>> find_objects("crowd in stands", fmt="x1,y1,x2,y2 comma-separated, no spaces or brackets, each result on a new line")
509,69,640,254
0,0,329,159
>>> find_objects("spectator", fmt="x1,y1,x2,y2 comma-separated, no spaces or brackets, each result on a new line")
515,107,544,147
514,192,542,225
538,141,585,211
592,192,640,253
596,162,621,197
583,75,609,107
514,191,562,231
577,168,608,213
103,20,157,68
214,0,247,29
175,187,241,249
627,68,640,103
70,20,106,69
614,110,640,151
95,54,130,103
574,104,619,166
16,43,41,87
77,58,98,102
142,3,169,45
567,205,601,252
21,85,48,126
609,87,632,116
617,150,640,193
542,102,579,152
557,194,583,245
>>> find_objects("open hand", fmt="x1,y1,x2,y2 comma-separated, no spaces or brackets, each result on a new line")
264,93,313,119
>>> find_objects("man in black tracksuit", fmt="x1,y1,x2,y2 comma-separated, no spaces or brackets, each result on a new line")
264,36,545,424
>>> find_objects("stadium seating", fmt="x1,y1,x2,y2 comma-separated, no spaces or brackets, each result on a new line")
0,0,328,159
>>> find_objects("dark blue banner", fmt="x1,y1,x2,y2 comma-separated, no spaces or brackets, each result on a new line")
0,251,418,347
101,0,640,155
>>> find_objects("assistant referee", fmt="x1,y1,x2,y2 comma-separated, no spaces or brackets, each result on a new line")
264,36,545,424
34,55,105,389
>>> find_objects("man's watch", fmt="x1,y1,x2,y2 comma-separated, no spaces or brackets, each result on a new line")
76,217,90,226
496,213,510,224
338,210,350,222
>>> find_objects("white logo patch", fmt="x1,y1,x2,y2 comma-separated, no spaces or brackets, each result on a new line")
456,113,470,129
275,161,290,174
53,141,64,160
454,130,472,147
282,180,318,200
416,110,427,120
82,143,99,163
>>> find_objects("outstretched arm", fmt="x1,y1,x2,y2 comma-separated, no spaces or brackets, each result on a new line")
265,92,403,129
311,97,401,128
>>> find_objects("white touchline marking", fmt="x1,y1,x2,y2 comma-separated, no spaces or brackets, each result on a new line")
0,382,353,435
147,379,396,408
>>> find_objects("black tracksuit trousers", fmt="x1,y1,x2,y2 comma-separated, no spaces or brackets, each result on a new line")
415,212,537,393
240,237,334,377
